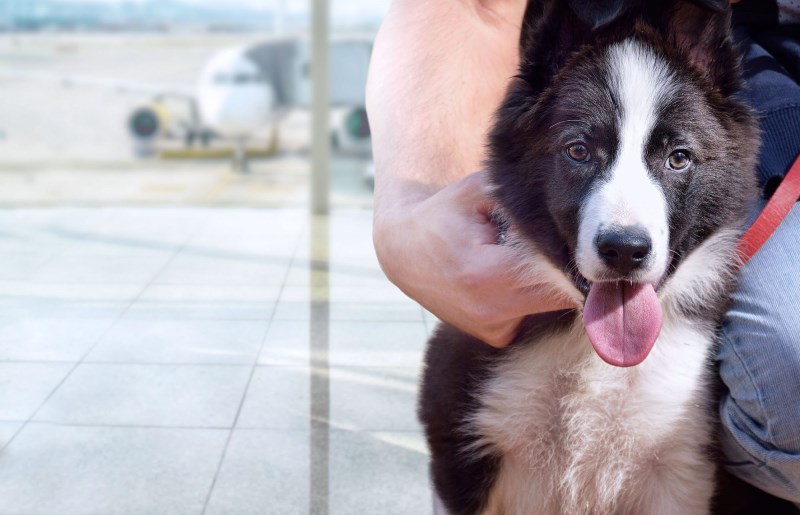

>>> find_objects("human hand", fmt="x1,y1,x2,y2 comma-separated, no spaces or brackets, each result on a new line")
373,171,577,348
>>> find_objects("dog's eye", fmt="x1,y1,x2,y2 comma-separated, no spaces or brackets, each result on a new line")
666,150,691,171
566,143,590,162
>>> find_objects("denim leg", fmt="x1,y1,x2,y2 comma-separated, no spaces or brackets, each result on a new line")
718,199,800,502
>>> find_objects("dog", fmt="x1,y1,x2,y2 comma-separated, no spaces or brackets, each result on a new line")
418,1,765,513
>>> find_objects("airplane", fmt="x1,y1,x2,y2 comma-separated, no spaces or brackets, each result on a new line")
6,35,373,173
128,35,374,172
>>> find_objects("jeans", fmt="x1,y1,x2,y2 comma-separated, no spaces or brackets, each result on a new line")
718,199,800,502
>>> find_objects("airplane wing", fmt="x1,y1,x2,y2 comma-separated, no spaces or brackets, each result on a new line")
0,70,195,99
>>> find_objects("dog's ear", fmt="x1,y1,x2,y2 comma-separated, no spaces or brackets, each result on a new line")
567,0,627,29
518,1,594,95
655,0,741,95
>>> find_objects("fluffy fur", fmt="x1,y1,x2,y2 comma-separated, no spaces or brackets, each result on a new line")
418,1,767,513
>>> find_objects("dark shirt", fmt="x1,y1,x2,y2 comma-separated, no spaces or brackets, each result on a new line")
733,0,800,193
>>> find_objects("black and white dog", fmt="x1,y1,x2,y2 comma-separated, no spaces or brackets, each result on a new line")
419,1,763,513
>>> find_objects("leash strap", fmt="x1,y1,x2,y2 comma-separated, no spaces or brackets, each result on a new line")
737,152,800,265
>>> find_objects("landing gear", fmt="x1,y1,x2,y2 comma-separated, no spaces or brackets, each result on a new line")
233,138,249,173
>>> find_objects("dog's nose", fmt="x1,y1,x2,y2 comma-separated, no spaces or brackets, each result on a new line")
595,227,651,275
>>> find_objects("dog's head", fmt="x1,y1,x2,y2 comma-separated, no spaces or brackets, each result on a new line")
489,0,759,365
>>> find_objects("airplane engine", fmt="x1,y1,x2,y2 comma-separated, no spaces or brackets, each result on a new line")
128,102,169,156
330,106,371,156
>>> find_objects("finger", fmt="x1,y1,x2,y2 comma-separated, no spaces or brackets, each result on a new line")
477,242,539,284
482,278,576,317
480,323,519,348
511,286,578,314
454,171,497,217
477,246,579,310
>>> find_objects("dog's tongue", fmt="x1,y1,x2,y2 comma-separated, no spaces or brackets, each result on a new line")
583,282,662,367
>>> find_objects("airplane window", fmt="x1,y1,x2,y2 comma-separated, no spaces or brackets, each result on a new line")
230,73,265,84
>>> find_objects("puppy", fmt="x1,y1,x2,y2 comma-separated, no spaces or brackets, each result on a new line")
419,1,762,513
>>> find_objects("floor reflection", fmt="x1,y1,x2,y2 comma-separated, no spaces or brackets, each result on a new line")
0,207,433,514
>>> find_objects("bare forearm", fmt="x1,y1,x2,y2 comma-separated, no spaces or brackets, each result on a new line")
364,1,571,347
366,0,526,214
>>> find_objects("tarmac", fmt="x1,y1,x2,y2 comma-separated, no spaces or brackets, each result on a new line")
0,155,373,208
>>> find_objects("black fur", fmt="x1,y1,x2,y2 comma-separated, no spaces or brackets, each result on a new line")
418,326,501,514
419,312,578,514
419,0,769,513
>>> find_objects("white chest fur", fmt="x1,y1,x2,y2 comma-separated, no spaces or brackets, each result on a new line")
469,315,718,515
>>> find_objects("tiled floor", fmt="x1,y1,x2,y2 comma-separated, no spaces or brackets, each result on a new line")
0,208,435,514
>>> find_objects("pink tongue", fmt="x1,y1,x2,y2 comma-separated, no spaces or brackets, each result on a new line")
583,282,662,367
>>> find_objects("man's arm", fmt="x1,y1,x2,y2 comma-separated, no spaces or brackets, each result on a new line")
367,0,574,347
367,0,527,205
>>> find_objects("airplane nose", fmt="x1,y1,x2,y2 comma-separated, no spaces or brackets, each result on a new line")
595,226,652,275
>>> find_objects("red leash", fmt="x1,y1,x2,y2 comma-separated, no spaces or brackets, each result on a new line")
737,153,800,265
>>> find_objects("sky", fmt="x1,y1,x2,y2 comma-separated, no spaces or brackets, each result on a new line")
6,0,393,29
47,0,392,17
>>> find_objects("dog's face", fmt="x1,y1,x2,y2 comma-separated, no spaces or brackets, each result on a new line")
489,0,758,365
540,38,752,289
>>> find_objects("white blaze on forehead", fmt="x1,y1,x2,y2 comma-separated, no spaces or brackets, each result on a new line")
577,40,676,284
